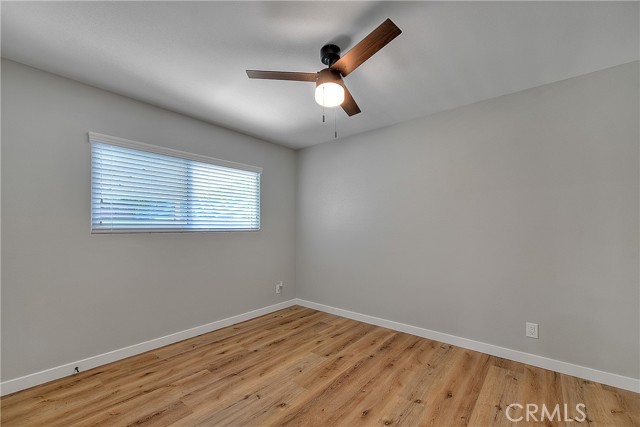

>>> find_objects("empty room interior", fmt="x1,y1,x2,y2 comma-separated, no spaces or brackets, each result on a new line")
1,1,639,426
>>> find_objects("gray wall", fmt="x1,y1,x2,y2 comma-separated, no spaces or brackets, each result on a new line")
1,59,297,381
3,58,638,383
296,62,639,379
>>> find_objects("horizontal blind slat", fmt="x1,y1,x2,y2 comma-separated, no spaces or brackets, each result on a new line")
91,157,255,183
93,146,257,179
92,175,258,197
90,138,260,232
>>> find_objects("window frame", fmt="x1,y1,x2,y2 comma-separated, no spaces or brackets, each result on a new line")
88,132,262,234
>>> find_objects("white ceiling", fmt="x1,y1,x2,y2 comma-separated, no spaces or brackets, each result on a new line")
2,1,638,149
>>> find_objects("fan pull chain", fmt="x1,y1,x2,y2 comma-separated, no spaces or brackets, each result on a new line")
322,82,326,123
334,107,337,139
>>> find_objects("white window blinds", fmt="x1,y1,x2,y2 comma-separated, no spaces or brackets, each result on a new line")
89,133,261,233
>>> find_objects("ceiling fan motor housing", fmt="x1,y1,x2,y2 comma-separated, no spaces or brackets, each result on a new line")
320,44,341,67
317,68,343,86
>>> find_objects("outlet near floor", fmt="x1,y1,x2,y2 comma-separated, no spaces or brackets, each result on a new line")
526,322,539,339
275,282,283,294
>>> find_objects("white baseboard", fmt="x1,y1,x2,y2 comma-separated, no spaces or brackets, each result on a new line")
294,299,640,393
3,298,638,396
0,299,297,396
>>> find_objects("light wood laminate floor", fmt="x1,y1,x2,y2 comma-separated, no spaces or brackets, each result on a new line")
1,306,638,426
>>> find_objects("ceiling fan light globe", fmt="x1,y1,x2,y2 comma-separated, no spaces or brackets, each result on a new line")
315,82,344,107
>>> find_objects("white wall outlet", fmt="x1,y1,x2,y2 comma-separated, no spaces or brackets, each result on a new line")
275,281,283,294
526,322,539,339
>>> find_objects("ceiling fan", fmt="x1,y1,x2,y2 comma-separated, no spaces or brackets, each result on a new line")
246,19,402,117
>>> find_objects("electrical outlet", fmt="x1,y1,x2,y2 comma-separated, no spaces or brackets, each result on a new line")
275,282,283,294
526,322,539,339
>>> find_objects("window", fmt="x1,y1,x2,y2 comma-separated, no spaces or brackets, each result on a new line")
89,132,261,233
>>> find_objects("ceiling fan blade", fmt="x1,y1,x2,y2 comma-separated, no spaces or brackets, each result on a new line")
246,70,318,82
331,19,402,77
339,82,361,116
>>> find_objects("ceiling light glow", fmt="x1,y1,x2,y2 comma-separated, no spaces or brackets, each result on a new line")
315,82,344,107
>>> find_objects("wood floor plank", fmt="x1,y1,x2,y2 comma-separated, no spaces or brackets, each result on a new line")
411,348,491,427
271,332,418,427
616,388,640,427
559,375,594,426
2,306,638,427
127,400,192,427
581,380,638,427
0,378,106,426
467,365,520,426
515,366,565,427
332,341,420,426
314,334,423,426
